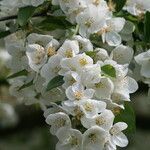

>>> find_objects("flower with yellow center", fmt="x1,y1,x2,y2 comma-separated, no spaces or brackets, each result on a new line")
79,58,88,66
65,49,73,58
83,126,109,150
65,83,95,101
74,91,84,100
46,112,71,135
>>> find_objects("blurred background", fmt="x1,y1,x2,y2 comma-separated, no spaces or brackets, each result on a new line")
0,38,150,150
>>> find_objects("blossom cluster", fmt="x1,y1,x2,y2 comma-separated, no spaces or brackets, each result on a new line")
1,0,149,150
5,30,138,149
52,0,126,47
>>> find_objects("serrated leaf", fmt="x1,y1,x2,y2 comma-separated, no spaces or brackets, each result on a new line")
144,11,150,42
101,64,116,78
46,75,64,91
0,30,11,39
7,70,28,79
114,102,136,134
18,80,33,91
37,16,73,31
18,6,36,26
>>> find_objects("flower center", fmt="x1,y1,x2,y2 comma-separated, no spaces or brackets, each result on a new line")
85,18,94,28
92,0,101,6
96,116,106,126
74,91,83,100
47,46,56,57
84,102,94,112
110,126,119,135
95,82,105,88
69,136,79,147
65,49,73,58
79,58,88,66
89,133,97,143
54,118,66,128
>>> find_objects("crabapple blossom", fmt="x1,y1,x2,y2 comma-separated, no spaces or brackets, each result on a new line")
2,0,145,149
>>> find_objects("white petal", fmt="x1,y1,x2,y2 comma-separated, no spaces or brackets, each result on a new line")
111,45,134,64
112,132,128,147
106,32,121,46
141,62,150,78
94,77,114,99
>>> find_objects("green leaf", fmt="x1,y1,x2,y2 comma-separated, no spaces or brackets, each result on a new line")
0,30,11,39
7,70,28,79
101,64,116,78
37,16,73,31
18,80,33,91
85,51,97,58
114,102,136,134
144,11,150,42
115,0,127,12
46,75,64,91
18,6,36,26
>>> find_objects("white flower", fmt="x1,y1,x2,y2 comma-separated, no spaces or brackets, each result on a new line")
62,99,107,129
73,35,93,52
65,0,87,24
26,44,47,72
66,83,95,101
46,112,71,135
73,53,93,70
46,39,60,57
95,48,110,62
110,45,134,64
80,99,106,118
40,54,63,84
62,71,81,89
59,58,77,75
124,0,150,16
109,122,128,148
76,4,110,37
80,64,101,87
27,33,53,47
98,17,125,46
135,50,150,78
83,109,114,130
82,126,109,150
93,77,114,100
59,53,93,75
56,128,82,150
113,76,138,101
57,40,79,58
62,99,106,124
